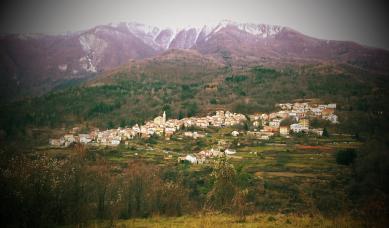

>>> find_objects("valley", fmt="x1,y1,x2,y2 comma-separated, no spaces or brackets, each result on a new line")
0,19,389,228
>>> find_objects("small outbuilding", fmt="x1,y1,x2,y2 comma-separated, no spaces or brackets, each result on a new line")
231,131,240,137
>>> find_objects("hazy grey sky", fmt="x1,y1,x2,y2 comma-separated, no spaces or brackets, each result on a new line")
1,0,388,49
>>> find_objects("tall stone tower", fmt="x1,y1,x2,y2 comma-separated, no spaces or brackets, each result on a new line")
163,111,166,124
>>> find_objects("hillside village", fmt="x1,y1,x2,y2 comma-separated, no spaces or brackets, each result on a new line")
50,101,339,164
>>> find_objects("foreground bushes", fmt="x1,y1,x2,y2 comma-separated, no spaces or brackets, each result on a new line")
0,145,262,227
0,146,192,227
336,149,357,165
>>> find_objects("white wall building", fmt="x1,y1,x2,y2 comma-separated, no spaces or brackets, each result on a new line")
185,154,198,164
290,124,308,133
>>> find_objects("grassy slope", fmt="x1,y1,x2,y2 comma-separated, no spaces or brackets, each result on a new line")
87,213,362,227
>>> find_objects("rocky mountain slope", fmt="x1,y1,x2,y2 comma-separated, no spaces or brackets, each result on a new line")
1,20,388,101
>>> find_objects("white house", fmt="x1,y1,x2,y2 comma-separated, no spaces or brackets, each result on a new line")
279,126,289,136
111,139,121,146
225,149,237,155
79,134,92,144
269,119,282,128
325,114,339,124
290,124,308,133
184,132,193,137
310,108,322,116
63,134,75,143
231,131,239,137
132,124,141,134
185,154,198,164
252,120,260,127
49,139,62,147
310,128,324,136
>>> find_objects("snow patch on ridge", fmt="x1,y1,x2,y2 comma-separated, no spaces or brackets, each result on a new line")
78,33,107,73
125,22,163,50
105,20,284,50
166,29,178,49
79,56,96,73
210,20,283,38
58,64,68,72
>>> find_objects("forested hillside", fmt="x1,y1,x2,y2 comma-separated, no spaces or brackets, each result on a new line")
1,60,388,142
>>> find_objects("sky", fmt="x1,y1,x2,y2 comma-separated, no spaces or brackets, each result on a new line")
1,0,388,49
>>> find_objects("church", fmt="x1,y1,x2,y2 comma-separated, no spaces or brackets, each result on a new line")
153,111,166,126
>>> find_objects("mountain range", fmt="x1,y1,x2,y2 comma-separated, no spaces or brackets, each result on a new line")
1,20,389,101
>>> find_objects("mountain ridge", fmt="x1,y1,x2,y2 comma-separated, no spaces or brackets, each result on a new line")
1,20,388,101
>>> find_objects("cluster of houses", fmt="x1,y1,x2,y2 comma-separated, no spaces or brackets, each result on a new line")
247,102,338,139
179,144,237,164
49,102,339,159
48,101,341,165
178,102,339,164
49,110,247,147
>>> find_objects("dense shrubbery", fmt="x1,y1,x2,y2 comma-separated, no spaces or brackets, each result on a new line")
348,138,389,226
225,75,248,83
0,144,263,226
336,149,357,165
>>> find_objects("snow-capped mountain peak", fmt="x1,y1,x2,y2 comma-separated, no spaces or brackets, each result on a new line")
99,20,285,51
209,20,283,37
